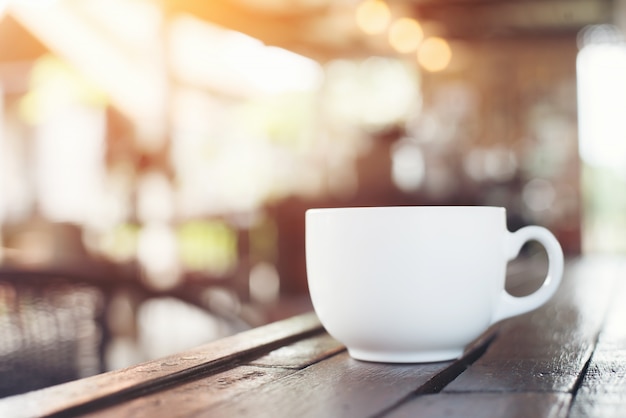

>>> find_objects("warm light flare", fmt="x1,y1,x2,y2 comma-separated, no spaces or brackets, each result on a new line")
355,0,391,35
417,37,452,72
388,18,423,54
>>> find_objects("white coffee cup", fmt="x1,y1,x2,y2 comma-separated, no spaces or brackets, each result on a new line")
305,206,564,363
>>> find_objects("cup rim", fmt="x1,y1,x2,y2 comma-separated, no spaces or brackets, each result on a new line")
306,205,505,215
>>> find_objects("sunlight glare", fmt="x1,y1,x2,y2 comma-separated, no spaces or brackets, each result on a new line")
171,16,323,97
577,42,626,178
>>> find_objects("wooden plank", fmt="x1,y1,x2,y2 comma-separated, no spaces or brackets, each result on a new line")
569,257,626,418
82,332,489,418
84,334,346,418
150,323,491,418
443,257,620,393
385,392,570,418
0,312,322,418
194,352,457,418
85,366,294,418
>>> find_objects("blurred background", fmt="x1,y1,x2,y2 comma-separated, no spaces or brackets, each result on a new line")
0,0,625,397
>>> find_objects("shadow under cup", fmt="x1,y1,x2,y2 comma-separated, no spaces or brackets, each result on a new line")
305,206,564,363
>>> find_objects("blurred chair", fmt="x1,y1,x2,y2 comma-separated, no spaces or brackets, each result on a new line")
0,266,258,398
0,270,108,398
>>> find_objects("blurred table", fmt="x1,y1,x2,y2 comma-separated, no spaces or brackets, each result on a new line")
0,256,624,418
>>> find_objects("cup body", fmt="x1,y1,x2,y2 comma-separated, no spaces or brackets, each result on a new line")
306,206,532,363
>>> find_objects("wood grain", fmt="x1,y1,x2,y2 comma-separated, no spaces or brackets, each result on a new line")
195,352,455,418
386,393,571,418
568,258,626,418
250,333,345,369
85,334,346,418
83,320,491,418
443,258,620,393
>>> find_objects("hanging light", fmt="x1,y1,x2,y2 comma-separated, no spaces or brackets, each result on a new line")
388,17,423,54
355,0,391,35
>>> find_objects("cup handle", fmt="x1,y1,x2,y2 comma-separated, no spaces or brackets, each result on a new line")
491,226,564,323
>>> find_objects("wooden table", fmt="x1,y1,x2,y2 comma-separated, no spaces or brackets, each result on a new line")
1,256,625,418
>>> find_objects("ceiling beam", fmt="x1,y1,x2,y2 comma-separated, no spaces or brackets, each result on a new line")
414,0,614,39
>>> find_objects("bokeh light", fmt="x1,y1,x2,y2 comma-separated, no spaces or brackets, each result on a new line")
417,37,452,72
249,262,280,305
388,17,423,54
391,139,425,192
137,223,181,290
177,220,238,276
522,178,556,212
355,0,391,35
